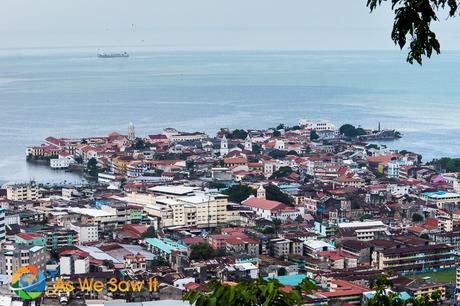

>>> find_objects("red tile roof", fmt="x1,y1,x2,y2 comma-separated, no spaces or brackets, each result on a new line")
242,197,285,211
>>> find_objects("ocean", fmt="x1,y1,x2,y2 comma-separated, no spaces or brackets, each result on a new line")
0,49,459,183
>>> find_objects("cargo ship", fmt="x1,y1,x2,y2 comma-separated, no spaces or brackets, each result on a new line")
97,52,129,58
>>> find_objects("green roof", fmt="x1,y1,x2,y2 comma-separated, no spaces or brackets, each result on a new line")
144,238,187,254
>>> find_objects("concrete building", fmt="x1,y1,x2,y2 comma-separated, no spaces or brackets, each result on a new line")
60,254,90,275
421,191,460,210
337,221,388,241
146,186,229,228
40,229,78,250
298,119,336,131
68,207,118,231
372,244,454,272
270,238,303,259
144,238,189,263
0,245,48,276
69,223,99,243
6,183,39,201
0,209,5,242
50,157,71,169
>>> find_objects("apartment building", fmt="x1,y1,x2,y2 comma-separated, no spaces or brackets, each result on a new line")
270,238,303,259
69,223,99,243
371,244,455,272
144,238,189,263
146,186,229,228
421,191,460,210
225,236,260,257
337,221,388,241
39,229,78,250
0,209,5,242
0,245,48,276
68,207,118,231
6,183,39,201
101,202,134,226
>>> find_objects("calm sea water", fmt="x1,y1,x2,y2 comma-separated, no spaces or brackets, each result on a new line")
0,50,459,183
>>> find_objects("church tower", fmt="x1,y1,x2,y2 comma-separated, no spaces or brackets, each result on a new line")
257,185,266,199
244,134,253,152
128,121,135,141
220,135,229,156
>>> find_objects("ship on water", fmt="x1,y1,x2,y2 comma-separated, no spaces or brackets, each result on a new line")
97,51,129,58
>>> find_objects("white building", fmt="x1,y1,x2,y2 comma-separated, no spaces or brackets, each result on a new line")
387,161,400,179
60,255,90,275
98,172,118,185
69,223,99,243
337,221,388,241
50,157,72,169
274,139,285,150
303,240,335,257
145,186,229,228
298,119,336,131
128,121,135,141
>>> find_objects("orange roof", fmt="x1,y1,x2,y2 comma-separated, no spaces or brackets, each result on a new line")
367,154,398,164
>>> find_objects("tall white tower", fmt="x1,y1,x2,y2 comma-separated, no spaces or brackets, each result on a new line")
257,185,266,199
244,135,253,152
128,121,135,141
220,135,229,156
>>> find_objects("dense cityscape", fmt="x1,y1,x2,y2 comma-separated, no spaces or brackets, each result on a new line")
0,119,458,305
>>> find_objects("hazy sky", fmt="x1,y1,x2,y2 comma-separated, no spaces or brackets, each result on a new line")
1,0,459,51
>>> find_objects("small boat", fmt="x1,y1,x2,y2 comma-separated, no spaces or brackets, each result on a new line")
97,52,129,58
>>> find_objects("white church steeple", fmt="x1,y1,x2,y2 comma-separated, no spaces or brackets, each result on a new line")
220,135,229,156
257,185,266,199
244,134,252,152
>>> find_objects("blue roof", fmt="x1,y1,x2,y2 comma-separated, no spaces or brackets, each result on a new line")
364,291,411,301
422,191,448,196
144,238,187,254
264,274,309,286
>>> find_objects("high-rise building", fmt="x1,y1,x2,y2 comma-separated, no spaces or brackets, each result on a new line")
0,209,5,242
128,121,135,141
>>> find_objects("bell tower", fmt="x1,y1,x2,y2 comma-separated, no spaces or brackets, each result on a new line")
244,135,252,152
220,135,229,156
257,185,266,199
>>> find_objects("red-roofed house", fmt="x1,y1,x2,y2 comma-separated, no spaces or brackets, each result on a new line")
224,157,248,168
320,279,370,304
242,197,300,222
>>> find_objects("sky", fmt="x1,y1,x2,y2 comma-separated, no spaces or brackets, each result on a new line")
0,0,459,51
